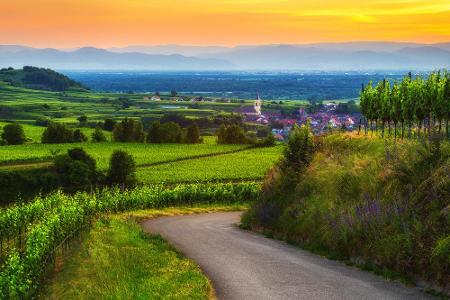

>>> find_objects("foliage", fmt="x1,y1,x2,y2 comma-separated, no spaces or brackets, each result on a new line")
0,182,260,298
53,148,98,188
159,122,183,143
72,129,87,143
217,124,246,144
1,123,26,145
107,150,137,187
281,124,314,174
360,70,449,138
0,66,85,91
147,121,162,143
255,133,276,147
102,119,116,132
243,134,450,286
186,123,202,144
91,126,107,142
112,118,145,143
41,123,74,144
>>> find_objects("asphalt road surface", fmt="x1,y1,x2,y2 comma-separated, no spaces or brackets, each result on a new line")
142,212,431,300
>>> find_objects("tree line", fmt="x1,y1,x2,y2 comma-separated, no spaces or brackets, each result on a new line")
359,70,450,138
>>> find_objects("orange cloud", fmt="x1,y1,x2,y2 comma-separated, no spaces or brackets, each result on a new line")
0,0,448,47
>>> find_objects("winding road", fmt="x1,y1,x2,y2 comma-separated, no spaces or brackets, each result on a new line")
142,212,431,300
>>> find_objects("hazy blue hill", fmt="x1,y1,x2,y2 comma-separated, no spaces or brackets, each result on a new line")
1,42,449,71
108,45,231,56
201,44,450,70
0,47,233,70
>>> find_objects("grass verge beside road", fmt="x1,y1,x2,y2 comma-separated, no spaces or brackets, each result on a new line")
42,204,248,299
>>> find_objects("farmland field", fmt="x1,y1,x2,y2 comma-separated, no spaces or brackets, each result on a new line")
0,81,254,125
138,146,283,183
0,139,252,170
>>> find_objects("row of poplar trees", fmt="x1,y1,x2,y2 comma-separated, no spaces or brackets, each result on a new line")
359,70,450,139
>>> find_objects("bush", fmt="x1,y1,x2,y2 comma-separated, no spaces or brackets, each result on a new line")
107,150,137,188
217,124,246,144
159,122,183,143
72,129,87,143
113,118,145,143
1,123,26,145
53,148,98,188
91,126,107,142
256,133,276,147
244,134,450,287
147,121,162,143
41,123,74,144
35,117,51,127
77,115,87,126
282,124,314,173
103,118,116,132
186,123,202,144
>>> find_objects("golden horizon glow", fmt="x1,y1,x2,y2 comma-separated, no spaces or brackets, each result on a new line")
1,0,449,48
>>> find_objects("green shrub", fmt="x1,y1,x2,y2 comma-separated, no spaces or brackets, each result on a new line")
113,118,145,143
103,118,116,131
41,123,74,144
54,148,98,188
107,150,137,187
217,124,246,144
244,134,450,286
186,123,202,144
147,121,162,143
72,129,87,142
159,122,183,143
1,123,26,145
91,126,107,142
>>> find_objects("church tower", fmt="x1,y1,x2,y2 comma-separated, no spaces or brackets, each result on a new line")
254,93,262,115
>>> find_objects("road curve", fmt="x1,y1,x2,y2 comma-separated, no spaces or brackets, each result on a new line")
142,212,431,300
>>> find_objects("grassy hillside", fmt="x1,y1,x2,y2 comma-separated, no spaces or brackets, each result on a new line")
0,67,85,91
243,133,450,289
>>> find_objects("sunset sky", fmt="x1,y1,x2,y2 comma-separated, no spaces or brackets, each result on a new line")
1,0,449,48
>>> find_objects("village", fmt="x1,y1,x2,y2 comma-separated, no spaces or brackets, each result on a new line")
234,95,360,140
144,93,361,141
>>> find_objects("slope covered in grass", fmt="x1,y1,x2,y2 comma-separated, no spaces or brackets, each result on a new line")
243,133,450,289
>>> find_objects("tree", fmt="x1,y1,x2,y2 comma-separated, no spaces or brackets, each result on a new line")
77,115,87,126
1,123,26,145
171,90,178,97
217,124,247,144
282,124,314,174
217,124,227,144
147,121,162,143
91,126,107,142
73,129,87,142
54,148,97,188
103,118,116,131
186,123,201,144
41,123,74,144
113,118,145,143
159,122,183,143
107,150,137,188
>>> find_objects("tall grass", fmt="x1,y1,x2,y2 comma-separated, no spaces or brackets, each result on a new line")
243,133,450,289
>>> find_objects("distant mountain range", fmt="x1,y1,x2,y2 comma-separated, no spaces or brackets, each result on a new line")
0,42,449,71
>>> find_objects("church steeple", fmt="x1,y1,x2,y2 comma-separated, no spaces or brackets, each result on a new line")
254,93,262,115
